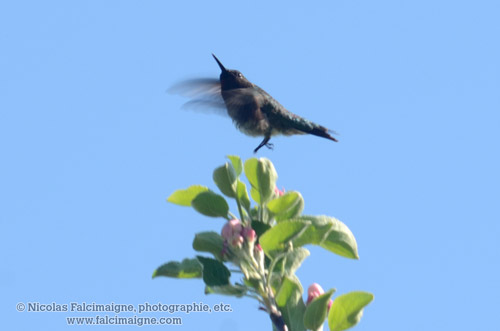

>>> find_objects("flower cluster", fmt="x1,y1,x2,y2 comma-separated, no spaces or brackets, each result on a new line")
221,219,256,248
159,157,373,331
220,218,265,282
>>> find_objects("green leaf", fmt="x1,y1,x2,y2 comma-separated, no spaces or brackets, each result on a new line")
259,220,308,254
294,216,359,259
328,292,374,331
191,191,229,218
273,248,310,276
152,258,202,278
236,180,251,211
167,185,208,206
304,289,335,330
192,232,224,261
196,256,231,286
259,217,358,259
244,158,278,204
250,186,261,204
213,162,238,198
276,276,306,331
205,284,247,297
267,191,304,222
276,275,302,306
251,220,271,238
227,155,243,176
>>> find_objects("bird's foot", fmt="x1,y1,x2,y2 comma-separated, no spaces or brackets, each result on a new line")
254,136,272,153
254,142,274,153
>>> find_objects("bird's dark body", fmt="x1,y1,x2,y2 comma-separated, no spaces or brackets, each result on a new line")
172,55,338,153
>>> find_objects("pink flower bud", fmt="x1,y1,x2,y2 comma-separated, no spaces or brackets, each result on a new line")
307,283,333,310
221,219,244,248
253,243,265,268
242,227,256,243
221,219,242,240
274,186,285,197
307,283,325,304
231,235,244,247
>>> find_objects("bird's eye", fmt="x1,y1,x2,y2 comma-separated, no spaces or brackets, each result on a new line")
238,73,243,78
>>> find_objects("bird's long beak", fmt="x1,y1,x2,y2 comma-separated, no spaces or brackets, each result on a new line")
212,54,227,73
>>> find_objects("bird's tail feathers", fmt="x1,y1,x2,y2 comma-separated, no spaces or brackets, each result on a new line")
308,125,339,142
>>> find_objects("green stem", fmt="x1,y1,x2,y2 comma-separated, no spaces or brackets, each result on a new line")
266,253,285,288
235,198,246,224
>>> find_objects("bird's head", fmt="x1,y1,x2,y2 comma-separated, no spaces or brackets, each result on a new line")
212,54,254,90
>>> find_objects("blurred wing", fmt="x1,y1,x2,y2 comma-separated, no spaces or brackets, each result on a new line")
169,79,268,118
181,98,227,116
168,78,221,97
168,78,227,116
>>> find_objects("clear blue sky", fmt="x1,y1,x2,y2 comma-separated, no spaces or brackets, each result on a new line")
1,1,499,330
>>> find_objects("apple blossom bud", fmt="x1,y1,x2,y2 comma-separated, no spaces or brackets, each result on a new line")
274,186,285,197
242,227,256,243
307,283,325,304
307,283,333,310
254,243,265,269
232,235,244,247
221,219,244,248
221,219,242,239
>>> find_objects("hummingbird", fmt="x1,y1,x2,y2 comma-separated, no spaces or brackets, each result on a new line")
171,54,338,153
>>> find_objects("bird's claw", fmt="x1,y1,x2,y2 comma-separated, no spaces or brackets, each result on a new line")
254,136,273,153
